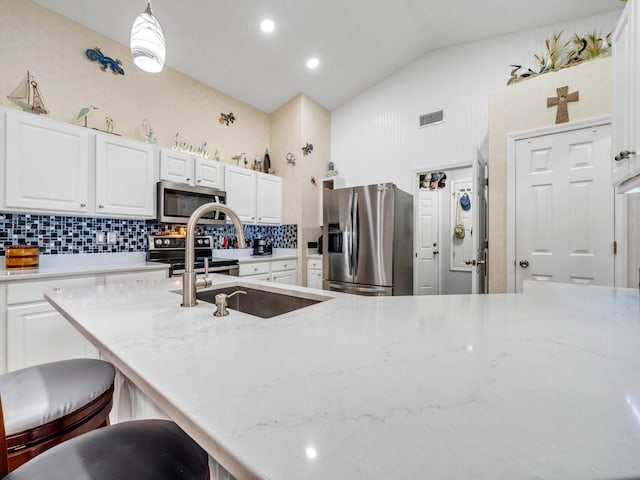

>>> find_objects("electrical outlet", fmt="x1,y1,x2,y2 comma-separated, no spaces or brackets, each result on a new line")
107,232,117,244
96,232,106,245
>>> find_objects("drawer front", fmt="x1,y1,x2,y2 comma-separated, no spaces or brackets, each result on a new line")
8,276,96,304
239,262,270,276
307,258,322,270
271,259,297,272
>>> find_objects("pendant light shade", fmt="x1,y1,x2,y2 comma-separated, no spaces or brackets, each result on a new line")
130,1,165,73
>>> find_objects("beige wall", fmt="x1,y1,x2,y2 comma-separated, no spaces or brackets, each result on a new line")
0,0,269,164
0,0,334,285
488,58,612,293
270,94,331,284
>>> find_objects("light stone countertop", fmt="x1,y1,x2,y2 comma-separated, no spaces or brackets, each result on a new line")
44,279,640,480
0,253,168,282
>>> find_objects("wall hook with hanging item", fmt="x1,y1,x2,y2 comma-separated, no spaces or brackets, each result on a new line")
454,192,465,239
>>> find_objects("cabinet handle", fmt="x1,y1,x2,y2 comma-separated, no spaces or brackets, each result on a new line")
254,267,258,271
186,177,191,181
98,204,104,208
80,203,87,207
283,264,288,268
615,150,636,161
197,179,201,183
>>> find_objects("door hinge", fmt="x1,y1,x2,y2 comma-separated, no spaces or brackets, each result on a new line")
485,178,489,187
613,241,617,255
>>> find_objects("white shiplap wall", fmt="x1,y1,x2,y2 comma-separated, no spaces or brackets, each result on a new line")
330,10,622,192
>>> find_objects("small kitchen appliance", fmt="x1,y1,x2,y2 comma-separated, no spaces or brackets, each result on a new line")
252,239,272,256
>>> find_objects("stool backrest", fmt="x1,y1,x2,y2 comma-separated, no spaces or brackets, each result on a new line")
0,395,8,477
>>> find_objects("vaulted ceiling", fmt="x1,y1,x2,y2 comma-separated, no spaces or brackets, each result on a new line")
33,0,623,113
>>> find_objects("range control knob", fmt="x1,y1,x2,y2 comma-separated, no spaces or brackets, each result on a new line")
155,239,163,247
163,239,171,246
203,238,210,246
197,239,203,245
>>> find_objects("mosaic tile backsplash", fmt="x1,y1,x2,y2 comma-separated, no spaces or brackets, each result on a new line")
0,213,297,255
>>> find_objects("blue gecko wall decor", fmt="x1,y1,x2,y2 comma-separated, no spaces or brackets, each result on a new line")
85,47,125,75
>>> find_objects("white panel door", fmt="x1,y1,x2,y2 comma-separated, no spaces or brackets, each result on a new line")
515,124,615,292
5,110,89,213
95,133,156,218
415,189,440,295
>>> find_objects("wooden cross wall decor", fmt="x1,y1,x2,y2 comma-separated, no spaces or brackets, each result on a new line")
547,85,579,124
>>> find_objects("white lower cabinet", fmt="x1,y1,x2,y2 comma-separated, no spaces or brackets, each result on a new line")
271,259,297,285
237,258,297,284
5,276,97,372
307,257,323,289
1,268,168,374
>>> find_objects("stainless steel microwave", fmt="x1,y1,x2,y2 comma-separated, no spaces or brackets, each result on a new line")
157,181,227,225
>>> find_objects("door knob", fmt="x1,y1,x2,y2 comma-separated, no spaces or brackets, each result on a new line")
615,150,636,161
519,260,530,268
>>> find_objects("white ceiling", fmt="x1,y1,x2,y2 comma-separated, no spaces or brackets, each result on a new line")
33,0,623,113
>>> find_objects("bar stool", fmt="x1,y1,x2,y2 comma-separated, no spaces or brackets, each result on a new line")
0,416,210,480
0,359,115,471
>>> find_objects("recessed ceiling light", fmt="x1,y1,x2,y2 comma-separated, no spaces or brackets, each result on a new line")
260,19,275,33
306,58,320,69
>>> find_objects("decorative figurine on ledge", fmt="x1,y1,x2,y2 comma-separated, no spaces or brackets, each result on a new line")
142,119,157,144
105,116,114,133
75,105,98,127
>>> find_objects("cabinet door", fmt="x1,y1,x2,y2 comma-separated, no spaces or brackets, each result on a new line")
5,110,89,213
256,173,282,224
95,133,157,218
225,165,257,223
307,269,323,289
272,270,297,285
612,0,637,185
160,149,195,185
195,158,224,189
7,302,98,372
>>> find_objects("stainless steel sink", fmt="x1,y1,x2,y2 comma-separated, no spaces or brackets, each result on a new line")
195,285,331,318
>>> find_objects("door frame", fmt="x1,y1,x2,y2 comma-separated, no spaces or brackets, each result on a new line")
413,162,471,295
506,116,627,292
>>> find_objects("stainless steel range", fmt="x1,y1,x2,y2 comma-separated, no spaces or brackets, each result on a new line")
147,235,239,277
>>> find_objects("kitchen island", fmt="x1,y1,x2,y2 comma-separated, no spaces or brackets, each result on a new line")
45,278,640,480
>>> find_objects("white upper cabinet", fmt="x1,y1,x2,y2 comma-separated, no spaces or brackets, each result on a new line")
224,165,282,225
95,133,157,218
159,148,224,189
612,0,640,192
256,173,283,224
4,109,89,213
224,165,258,223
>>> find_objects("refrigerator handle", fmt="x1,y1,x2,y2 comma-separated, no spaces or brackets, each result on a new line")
347,192,354,276
352,192,359,276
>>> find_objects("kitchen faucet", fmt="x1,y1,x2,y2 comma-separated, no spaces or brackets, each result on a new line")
182,202,246,307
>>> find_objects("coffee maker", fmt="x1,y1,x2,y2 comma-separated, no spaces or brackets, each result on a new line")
252,238,272,256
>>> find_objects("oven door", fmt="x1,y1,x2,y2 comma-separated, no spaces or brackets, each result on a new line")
157,181,227,225
170,264,239,278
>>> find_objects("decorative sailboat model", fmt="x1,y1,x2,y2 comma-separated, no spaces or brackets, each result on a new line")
7,70,49,115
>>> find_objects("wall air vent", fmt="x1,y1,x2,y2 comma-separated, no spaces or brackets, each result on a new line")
419,110,445,128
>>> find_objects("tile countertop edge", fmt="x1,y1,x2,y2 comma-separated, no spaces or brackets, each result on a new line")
0,252,169,282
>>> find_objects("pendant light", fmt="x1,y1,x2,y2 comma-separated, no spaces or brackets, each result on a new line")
130,0,166,73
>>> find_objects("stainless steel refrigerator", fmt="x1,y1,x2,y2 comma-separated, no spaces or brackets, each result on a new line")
322,183,413,296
